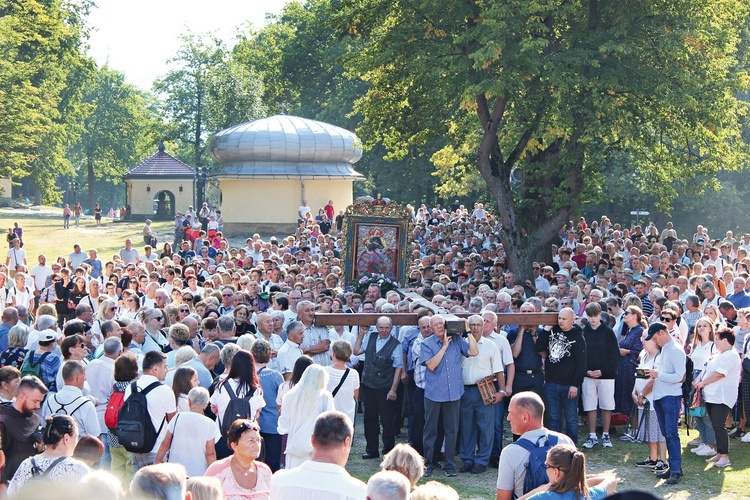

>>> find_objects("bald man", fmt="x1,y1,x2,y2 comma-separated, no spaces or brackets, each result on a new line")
535,307,587,444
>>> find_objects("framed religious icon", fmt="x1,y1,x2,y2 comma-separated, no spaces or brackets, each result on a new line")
341,197,411,288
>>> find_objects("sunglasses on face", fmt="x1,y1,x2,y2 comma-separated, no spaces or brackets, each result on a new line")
180,308,189,313
183,296,193,302
660,316,674,322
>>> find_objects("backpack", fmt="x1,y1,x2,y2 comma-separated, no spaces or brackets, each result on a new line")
104,385,126,430
219,381,254,438
30,456,66,478
21,352,50,381
514,433,560,495
46,394,91,417
115,381,165,453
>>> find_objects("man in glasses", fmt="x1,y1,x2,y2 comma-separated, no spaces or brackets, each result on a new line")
218,286,235,315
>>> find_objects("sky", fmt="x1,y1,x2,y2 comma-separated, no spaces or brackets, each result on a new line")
85,0,290,91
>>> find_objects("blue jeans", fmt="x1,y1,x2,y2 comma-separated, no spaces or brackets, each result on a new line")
544,382,579,444
654,395,682,474
694,413,716,446
459,386,495,466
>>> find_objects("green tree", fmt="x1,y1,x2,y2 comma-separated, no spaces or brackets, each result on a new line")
153,32,225,170
333,0,750,281
69,65,159,212
0,0,93,202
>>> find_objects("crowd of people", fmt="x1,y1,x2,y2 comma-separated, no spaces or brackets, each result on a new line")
0,200,748,498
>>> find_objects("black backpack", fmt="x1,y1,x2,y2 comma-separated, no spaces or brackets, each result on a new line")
219,381,253,438
514,433,560,495
115,381,165,453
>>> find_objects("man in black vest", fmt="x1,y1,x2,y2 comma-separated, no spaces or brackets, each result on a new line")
354,316,402,460
0,376,47,485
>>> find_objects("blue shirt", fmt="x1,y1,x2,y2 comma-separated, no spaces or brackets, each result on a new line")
361,331,403,369
257,366,284,435
528,484,608,500
420,334,470,402
400,326,420,370
727,291,750,309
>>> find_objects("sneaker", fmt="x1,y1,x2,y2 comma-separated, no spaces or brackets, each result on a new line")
691,444,708,454
728,427,744,439
652,461,669,473
619,432,635,442
688,438,702,446
444,468,457,477
602,435,613,448
635,458,658,468
714,457,732,467
696,446,717,457
423,466,433,478
582,436,599,449
742,433,750,443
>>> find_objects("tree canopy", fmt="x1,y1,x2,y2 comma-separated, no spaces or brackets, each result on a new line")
332,0,750,278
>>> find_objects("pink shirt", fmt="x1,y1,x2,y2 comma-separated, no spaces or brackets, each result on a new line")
205,457,272,499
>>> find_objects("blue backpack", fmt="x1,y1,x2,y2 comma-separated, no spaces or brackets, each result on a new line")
514,433,560,495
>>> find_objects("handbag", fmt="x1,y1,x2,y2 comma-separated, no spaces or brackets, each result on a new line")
686,388,706,418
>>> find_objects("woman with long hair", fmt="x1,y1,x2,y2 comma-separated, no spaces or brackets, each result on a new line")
210,350,265,460
277,364,335,468
172,365,199,413
519,445,616,500
91,299,118,346
160,242,173,259
139,308,169,353
688,317,717,457
7,415,89,495
614,306,646,420
68,277,88,308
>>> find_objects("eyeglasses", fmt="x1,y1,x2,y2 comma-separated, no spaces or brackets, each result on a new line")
183,296,193,302
180,308,189,313
544,462,557,469
660,316,674,322
222,294,233,297
623,311,633,316
109,307,117,312
154,316,164,321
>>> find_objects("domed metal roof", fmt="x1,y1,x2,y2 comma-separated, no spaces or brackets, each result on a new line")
210,115,363,165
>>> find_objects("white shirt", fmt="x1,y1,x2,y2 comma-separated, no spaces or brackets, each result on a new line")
271,460,367,500
298,205,311,220
254,332,285,372
462,336,503,385
277,340,304,375
30,264,53,291
702,349,742,408
324,366,360,424
486,332,515,367
164,411,221,477
42,385,100,438
6,247,26,270
209,378,265,432
123,374,176,453
86,356,116,432
300,323,331,367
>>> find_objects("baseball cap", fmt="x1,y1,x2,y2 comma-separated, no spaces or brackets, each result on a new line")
38,329,59,342
645,322,668,341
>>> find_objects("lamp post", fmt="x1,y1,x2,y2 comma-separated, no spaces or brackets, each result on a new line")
68,181,79,205
196,167,208,207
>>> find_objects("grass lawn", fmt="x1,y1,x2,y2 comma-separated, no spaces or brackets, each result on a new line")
346,415,750,499
3,208,750,498
1,207,175,263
